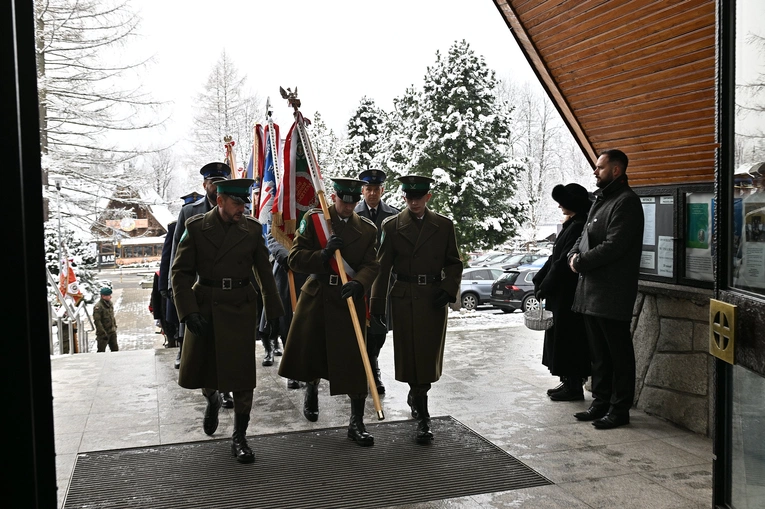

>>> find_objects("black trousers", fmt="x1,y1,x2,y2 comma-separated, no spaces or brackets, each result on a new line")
583,315,635,416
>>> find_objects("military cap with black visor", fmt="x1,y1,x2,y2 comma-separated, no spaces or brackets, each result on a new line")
180,191,203,205
331,177,366,203
216,178,255,204
199,162,232,181
397,174,435,198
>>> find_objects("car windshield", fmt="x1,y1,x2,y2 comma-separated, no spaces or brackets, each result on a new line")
504,254,525,264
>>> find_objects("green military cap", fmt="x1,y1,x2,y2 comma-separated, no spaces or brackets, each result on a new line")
216,178,255,204
331,178,365,203
397,174,435,197
100,287,112,296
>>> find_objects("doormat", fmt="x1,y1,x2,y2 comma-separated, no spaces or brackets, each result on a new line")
64,416,552,508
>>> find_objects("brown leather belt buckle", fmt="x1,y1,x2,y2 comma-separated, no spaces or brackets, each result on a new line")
222,278,232,290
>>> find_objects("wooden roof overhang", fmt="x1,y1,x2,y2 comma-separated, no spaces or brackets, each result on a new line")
493,0,717,187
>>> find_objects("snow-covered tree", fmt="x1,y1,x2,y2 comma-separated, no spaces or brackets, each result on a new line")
341,96,387,176
306,111,342,176
191,51,262,168
35,0,162,219
408,40,525,259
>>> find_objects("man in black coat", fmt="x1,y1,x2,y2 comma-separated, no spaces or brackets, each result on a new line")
568,149,644,430
354,169,399,394
533,183,591,401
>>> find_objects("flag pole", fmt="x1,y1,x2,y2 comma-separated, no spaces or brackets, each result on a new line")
224,136,238,179
251,125,260,215
281,86,384,420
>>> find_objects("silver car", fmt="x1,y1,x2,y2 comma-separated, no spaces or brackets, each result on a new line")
459,267,505,310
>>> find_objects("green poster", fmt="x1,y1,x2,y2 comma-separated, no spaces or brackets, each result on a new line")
686,203,709,249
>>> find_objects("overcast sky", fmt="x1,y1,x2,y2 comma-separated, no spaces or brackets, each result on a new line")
126,0,538,147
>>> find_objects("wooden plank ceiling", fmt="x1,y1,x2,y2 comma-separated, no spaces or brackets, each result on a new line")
493,0,716,187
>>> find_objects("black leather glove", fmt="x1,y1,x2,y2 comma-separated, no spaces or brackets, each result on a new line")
184,312,211,338
263,318,280,340
320,235,344,263
340,280,364,299
433,289,451,309
370,314,387,336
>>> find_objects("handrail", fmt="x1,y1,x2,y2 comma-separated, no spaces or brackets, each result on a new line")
46,268,95,354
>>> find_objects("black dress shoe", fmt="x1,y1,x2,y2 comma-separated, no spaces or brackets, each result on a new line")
546,381,565,396
221,392,234,409
592,413,630,429
287,379,301,389
574,407,608,421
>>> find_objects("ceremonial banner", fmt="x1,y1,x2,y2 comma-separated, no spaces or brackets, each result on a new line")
272,119,319,248
257,123,279,239
59,259,84,305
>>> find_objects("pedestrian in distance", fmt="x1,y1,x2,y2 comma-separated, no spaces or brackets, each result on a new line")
532,183,592,401
370,175,463,444
278,178,379,447
171,178,284,463
93,287,118,352
354,168,400,394
568,149,644,430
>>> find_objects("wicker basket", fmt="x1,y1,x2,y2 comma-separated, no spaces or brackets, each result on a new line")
524,307,554,331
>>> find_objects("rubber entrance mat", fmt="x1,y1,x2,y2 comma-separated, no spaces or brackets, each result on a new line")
64,416,551,509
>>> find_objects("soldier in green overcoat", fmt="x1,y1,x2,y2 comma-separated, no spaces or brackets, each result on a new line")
172,178,284,463
278,178,379,447
93,287,118,352
370,175,463,444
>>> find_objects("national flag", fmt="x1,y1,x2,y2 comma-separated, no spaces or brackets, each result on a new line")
257,123,279,239
58,258,84,305
272,117,319,248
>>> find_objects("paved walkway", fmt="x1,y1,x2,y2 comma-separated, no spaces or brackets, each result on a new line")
52,297,712,508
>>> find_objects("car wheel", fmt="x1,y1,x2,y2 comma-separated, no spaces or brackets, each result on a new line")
522,295,540,312
461,292,478,310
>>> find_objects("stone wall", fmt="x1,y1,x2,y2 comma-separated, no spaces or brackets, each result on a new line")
631,282,713,436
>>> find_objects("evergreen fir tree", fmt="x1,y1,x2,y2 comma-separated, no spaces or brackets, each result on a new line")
412,40,525,258
342,96,387,177
45,221,100,303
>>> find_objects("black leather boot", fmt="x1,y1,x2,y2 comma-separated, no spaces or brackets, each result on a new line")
546,377,567,395
549,377,584,401
231,413,255,463
370,356,385,394
203,391,222,435
407,391,419,419
303,381,319,422
273,338,283,357
262,339,274,366
413,394,433,444
347,398,374,446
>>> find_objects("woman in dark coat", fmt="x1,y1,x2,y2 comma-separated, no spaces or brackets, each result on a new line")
532,183,592,401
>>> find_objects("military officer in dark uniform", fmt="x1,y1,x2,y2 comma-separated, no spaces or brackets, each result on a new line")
278,178,379,447
172,178,284,463
158,192,202,351
169,163,235,409
370,175,462,444
354,169,399,394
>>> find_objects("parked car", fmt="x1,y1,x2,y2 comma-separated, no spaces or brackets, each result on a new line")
489,268,540,313
469,251,506,267
460,267,505,310
516,255,549,271
499,252,544,270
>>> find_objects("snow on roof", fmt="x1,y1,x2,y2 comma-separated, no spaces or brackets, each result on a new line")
137,187,174,231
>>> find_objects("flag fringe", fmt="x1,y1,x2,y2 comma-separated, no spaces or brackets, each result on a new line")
272,211,284,228
271,225,294,249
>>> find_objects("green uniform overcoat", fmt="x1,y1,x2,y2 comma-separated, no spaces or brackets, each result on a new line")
278,206,379,395
370,208,462,384
172,208,284,391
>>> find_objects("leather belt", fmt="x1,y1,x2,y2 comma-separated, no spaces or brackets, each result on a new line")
198,277,250,290
394,273,442,285
311,273,341,286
